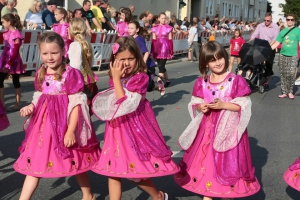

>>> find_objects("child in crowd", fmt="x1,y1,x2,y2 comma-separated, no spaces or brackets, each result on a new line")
0,14,24,112
92,37,179,200
174,41,260,200
188,21,199,62
68,18,99,115
0,100,9,131
116,7,131,36
14,32,100,200
229,28,245,72
151,12,173,88
128,21,165,95
53,8,72,60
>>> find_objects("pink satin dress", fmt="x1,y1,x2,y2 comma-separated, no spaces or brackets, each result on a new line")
283,157,300,191
151,24,173,59
14,65,101,178
0,101,9,131
53,23,72,60
0,30,24,74
116,21,129,37
92,73,179,179
174,73,260,198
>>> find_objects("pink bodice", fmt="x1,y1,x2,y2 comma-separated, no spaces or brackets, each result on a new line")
52,23,72,59
116,21,129,36
3,29,23,45
193,73,251,103
151,24,173,39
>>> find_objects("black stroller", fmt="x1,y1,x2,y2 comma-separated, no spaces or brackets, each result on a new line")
238,38,272,94
235,62,268,93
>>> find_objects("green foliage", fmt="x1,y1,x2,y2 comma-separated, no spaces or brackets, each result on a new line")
279,0,300,21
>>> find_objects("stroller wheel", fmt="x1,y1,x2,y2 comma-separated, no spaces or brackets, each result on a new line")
258,85,264,94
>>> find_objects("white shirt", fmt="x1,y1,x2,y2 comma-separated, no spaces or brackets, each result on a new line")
68,41,95,70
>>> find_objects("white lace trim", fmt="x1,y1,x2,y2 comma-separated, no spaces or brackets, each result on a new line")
178,96,204,150
92,88,142,121
213,96,252,152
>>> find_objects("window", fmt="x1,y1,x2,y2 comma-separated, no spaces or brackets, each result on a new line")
217,0,220,5
235,5,240,17
223,2,228,17
206,0,214,15
254,9,257,18
244,6,248,18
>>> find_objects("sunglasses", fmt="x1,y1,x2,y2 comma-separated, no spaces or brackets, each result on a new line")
264,20,271,22
286,18,295,21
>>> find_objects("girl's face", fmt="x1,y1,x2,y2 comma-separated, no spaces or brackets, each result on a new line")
1,19,11,29
128,23,138,36
120,12,125,20
234,31,240,38
158,14,166,25
115,49,136,75
54,11,65,22
74,10,82,18
207,57,226,74
40,42,64,72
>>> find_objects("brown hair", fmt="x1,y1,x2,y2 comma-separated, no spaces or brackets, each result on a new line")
265,12,272,17
2,14,22,31
232,28,242,39
199,41,229,78
286,13,295,19
37,32,66,91
121,7,132,23
55,8,68,22
109,36,147,77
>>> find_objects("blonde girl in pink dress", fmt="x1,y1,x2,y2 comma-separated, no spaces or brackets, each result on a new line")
53,8,72,60
14,32,100,200
92,36,179,200
174,41,260,200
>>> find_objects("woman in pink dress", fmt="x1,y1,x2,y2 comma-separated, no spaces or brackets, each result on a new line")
92,37,179,200
174,41,260,200
53,8,72,60
151,12,174,95
0,14,24,112
14,32,100,200
116,7,131,37
283,158,300,191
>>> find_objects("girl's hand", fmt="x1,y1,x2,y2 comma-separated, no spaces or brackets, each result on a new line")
64,131,76,147
110,59,126,79
207,98,224,110
20,104,34,117
197,103,210,113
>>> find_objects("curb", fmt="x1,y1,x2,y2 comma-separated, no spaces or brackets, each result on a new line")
4,58,189,89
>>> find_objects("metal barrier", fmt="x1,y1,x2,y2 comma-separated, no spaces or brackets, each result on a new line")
0,29,252,72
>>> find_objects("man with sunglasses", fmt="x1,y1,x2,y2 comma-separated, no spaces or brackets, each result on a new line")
271,13,300,99
251,12,280,91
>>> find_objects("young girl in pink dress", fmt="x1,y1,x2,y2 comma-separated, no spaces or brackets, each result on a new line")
53,8,72,60
151,12,173,90
14,32,100,200
0,100,9,131
116,7,131,37
0,14,24,112
92,36,179,200
174,41,260,200
68,18,99,115
229,28,245,72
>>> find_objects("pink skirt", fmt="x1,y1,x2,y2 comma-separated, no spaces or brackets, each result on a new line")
92,122,179,178
14,103,101,178
0,101,9,131
283,159,300,191
174,117,260,198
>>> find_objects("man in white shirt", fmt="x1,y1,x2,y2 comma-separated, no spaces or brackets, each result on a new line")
188,21,200,62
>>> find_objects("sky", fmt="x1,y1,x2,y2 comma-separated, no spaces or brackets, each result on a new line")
271,0,285,22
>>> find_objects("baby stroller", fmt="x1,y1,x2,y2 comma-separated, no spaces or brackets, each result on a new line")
238,38,272,94
236,62,268,93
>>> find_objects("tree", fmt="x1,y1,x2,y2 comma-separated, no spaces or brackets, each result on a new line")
279,0,300,21
267,1,272,13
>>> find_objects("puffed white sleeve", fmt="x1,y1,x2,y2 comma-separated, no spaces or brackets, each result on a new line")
31,91,42,106
92,88,142,121
68,42,83,70
178,96,204,150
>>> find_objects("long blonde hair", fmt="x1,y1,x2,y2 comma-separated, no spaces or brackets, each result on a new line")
70,18,92,59
37,32,66,91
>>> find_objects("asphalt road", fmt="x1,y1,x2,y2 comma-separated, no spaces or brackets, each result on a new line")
1,55,300,200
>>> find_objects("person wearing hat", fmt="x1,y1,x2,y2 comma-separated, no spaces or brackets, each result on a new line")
42,0,57,29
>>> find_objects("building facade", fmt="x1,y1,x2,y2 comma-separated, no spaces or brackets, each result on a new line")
15,0,268,24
